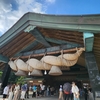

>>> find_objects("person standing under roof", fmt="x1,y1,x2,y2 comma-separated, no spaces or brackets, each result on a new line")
63,82,71,100
72,82,80,100
8,84,15,100
58,85,63,100
88,89,94,100
3,84,10,100
20,84,27,100
32,85,37,98
13,83,20,100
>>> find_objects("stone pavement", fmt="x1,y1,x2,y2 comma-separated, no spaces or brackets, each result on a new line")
0,95,86,100
0,95,58,100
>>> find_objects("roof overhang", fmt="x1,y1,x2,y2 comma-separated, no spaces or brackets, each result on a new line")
1,13,100,48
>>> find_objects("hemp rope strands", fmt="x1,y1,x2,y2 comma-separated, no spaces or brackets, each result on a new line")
15,59,28,71
49,66,62,76
30,69,43,76
27,58,44,70
8,60,17,71
15,69,27,76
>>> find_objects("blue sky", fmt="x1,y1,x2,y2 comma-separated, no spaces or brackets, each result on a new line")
47,0,100,15
0,0,100,36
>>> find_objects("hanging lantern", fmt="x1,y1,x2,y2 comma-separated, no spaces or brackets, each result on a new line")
15,69,27,76
49,66,62,76
44,70,47,75
28,72,31,76
30,69,43,76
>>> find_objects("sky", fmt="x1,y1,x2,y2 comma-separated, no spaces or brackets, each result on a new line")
0,0,100,36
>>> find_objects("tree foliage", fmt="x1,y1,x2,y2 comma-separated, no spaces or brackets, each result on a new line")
8,72,18,83
0,71,3,78
17,76,25,84
8,71,25,84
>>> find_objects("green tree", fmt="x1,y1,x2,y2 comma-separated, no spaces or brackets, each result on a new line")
0,71,3,78
17,76,25,84
8,71,18,83
8,71,26,84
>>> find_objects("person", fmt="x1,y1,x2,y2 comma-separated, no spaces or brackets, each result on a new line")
71,82,80,100
46,85,51,96
84,86,88,100
79,88,84,98
58,85,63,100
20,84,27,100
63,82,71,100
8,84,15,100
17,83,22,100
88,89,94,100
40,84,45,96
70,89,73,100
36,85,40,98
50,86,54,96
25,83,29,99
32,85,37,98
3,84,10,100
13,83,20,100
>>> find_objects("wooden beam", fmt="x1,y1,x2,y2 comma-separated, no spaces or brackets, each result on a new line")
29,28,51,47
15,40,38,56
0,54,9,63
45,37,81,46
13,44,84,59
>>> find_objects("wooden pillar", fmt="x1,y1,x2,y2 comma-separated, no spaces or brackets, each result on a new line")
85,52,100,100
1,63,11,88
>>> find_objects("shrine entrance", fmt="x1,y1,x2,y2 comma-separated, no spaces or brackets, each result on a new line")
0,13,100,100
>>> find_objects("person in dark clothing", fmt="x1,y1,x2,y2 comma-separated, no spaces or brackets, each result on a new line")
64,91,70,100
32,85,37,98
63,82,71,100
25,83,29,99
84,87,88,100
88,89,94,100
70,90,73,100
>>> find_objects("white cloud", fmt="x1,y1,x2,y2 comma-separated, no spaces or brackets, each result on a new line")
0,0,56,35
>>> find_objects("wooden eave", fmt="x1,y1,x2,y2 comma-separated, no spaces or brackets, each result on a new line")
1,13,100,48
